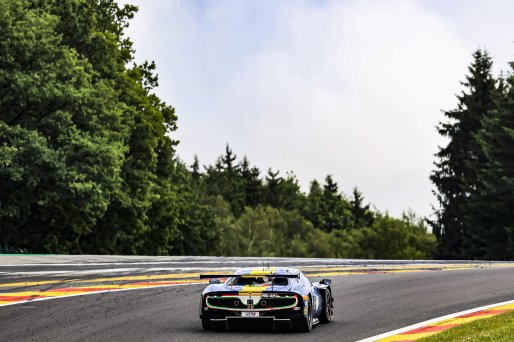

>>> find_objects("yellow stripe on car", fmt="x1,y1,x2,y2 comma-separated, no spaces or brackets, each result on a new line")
247,267,278,276
238,285,268,294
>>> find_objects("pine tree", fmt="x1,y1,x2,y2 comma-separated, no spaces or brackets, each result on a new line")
303,175,353,232
305,180,323,228
277,172,304,211
264,168,282,207
240,156,264,207
203,144,245,216
321,175,353,231
350,187,374,228
470,71,514,259
190,154,202,189
430,50,497,258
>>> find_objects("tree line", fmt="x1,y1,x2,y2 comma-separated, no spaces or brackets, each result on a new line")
0,0,436,258
431,50,514,260
181,146,435,259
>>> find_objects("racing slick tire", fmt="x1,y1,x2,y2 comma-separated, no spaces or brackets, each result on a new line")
319,289,333,323
201,318,212,331
293,299,313,332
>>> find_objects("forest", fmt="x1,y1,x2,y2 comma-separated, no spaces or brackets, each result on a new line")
2,1,511,260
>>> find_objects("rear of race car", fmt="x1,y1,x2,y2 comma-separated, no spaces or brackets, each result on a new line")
200,290,309,330
199,268,311,331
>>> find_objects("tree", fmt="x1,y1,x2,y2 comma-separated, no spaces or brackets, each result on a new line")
0,0,126,253
304,180,323,226
204,144,245,216
263,169,304,211
350,187,374,228
240,156,264,207
470,70,514,259
316,175,353,232
351,213,436,259
277,172,304,211
219,206,313,257
0,0,183,255
264,168,282,207
170,191,219,256
430,50,497,259
191,155,201,183
66,0,179,254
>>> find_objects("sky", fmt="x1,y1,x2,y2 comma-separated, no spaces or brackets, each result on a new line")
121,0,514,218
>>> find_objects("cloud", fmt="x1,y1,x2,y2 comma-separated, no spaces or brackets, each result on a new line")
124,0,512,217
211,0,471,216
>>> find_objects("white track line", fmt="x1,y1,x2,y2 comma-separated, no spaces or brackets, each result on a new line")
356,299,514,342
0,260,268,267
0,268,143,275
0,266,240,276
0,282,205,308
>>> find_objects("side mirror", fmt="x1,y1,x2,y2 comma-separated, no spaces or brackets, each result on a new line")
320,279,332,285
209,279,221,285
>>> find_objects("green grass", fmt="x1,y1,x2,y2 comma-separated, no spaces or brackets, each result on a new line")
420,310,514,342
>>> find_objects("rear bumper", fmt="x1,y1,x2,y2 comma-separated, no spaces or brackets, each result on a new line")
209,316,294,330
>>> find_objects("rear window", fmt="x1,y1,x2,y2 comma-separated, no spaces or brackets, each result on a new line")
229,277,289,286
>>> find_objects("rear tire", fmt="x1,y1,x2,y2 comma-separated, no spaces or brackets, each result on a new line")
319,289,333,323
294,299,313,332
202,318,212,331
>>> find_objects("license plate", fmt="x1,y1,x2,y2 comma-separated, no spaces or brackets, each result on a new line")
242,312,259,317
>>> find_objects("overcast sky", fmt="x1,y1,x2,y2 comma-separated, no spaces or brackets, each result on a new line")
122,0,514,218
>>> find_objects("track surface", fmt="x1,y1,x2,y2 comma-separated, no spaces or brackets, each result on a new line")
0,256,513,341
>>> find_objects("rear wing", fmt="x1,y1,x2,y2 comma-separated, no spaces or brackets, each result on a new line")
199,273,300,279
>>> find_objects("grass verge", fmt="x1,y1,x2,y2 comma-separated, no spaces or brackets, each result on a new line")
419,310,514,342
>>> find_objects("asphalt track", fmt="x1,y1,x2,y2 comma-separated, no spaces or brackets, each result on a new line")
0,256,514,342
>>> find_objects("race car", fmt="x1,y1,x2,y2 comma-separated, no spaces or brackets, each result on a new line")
199,267,334,332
